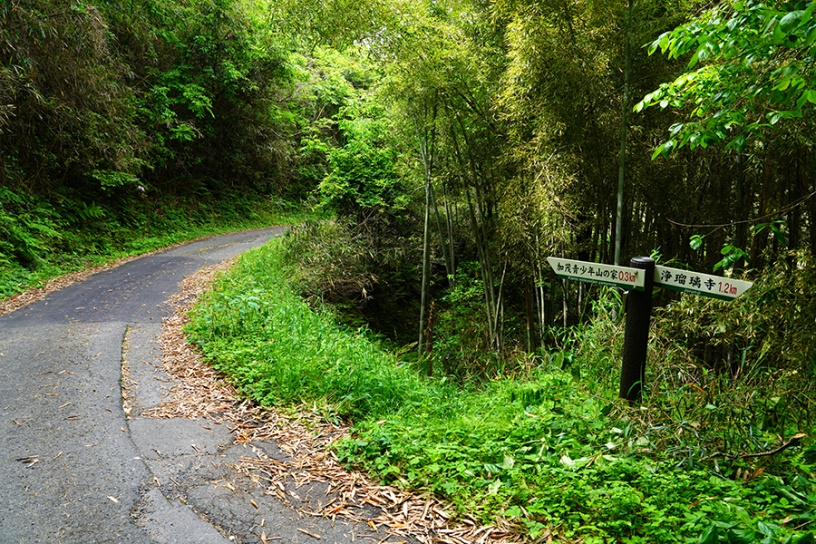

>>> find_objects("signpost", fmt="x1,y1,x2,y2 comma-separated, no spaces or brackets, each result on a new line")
548,256,753,403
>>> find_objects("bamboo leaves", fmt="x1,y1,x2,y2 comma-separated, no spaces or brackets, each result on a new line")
638,0,816,153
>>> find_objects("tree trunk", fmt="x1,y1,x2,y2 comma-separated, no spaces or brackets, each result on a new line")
614,0,633,266
466,188,495,349
734,153,748,271
809,165,816,256
415,115,436,357
419,177,432,356
430,182,454,288
442,182,456,286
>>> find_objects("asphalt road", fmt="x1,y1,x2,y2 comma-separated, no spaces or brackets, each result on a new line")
0,228,400,544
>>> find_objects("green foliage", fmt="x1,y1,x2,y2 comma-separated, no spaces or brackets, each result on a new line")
1,0,301,209
430,262,499,379
133,0,296,188
192,240,815,542
280,219,378,306
278,217,421,344
262,0,394,48
0,187,62,282
291,47,373,192
0,184,307,300
318,96,410,218
91,170,141,190
653,252,816,389
5,0,816,537
1,0,146,192
637,0,816,153
0,0,322,298
187,239,430,419
752,219,788,246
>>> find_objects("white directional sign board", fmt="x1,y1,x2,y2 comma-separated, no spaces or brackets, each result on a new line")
654,265,752,301
548,258,753,301
547,257,646,291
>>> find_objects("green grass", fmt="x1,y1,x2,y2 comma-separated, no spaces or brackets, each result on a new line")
187,238,816,543
187,240,437,420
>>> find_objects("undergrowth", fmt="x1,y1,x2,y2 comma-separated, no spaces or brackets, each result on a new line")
188,237,816,543
0,185,311,299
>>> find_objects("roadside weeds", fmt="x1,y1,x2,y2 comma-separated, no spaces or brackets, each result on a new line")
149,260,529,544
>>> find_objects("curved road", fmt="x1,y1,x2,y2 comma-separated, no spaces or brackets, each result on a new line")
0,229,397,544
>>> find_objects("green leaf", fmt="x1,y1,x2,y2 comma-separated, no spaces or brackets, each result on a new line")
651,139,677,160
726,528,758,544
647,38,661,56
779,10,805,34
728,134,748,152
91,169,139,189
805,25,816,46
757,521,780,537
699,523,719,544
560,455,575,468
771,224,786,244
774,77,792,92
690,234,704,250
688,50,701,69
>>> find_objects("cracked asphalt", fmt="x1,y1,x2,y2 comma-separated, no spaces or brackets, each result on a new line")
0,228,400,544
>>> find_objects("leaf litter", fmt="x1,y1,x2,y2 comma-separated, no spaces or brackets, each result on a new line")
144,259,529,544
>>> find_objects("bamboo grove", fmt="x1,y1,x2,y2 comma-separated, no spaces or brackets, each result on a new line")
3,0,816,378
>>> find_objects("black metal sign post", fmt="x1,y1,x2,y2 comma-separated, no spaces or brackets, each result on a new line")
547,256,752,404
619,257,654,403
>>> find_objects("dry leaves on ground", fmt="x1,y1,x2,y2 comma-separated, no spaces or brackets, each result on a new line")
146,261,532,544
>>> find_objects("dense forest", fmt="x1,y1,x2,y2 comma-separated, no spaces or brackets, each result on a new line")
3,0,816,541
3,0,816,358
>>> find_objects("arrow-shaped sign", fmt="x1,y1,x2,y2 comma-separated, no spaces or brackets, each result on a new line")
547,258,753,301
546,255,753,404
547,257,645,291
654,265,752,300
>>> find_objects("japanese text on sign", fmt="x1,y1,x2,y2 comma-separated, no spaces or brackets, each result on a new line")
654,265,752,300
547,257,645,291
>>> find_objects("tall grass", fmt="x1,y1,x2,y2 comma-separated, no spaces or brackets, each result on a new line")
187,240,438,420
188,237,816,543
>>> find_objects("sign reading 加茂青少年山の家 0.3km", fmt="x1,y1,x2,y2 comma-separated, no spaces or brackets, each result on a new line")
546,257,646,291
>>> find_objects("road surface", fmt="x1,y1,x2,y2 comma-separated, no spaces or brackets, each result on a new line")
0,228,398,544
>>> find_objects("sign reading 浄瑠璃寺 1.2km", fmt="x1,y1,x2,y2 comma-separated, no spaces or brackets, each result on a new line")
654,265,752,301
547,257,646,291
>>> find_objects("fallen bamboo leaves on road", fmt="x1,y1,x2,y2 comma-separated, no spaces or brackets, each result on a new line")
145,260,526,544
